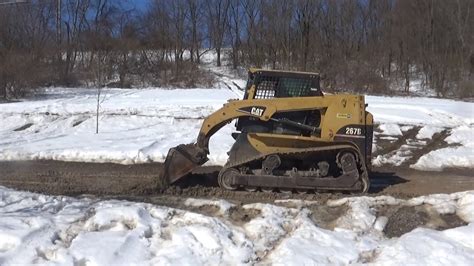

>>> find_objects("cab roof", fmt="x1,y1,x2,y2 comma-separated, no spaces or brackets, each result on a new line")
248,68,320,77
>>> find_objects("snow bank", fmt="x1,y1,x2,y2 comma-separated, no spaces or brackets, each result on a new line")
372,149,412,167
445,125,473,146
0,88,237,165
0,187,254,265
365,96,473,127
378,124,403,136
411,146,474,171
412,126,474,171
266,214,361,265
373,225,474,266
416,125,444,139
1,187,473,265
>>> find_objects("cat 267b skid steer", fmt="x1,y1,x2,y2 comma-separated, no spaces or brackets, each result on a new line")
161,68,374,193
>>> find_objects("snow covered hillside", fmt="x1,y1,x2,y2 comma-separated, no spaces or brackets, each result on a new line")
0,186,473,265
0,86,472,170
0,88,240,165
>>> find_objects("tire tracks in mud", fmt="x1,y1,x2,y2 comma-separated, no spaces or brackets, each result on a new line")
373,125,461,169
373,125,420,158
0,160,472,204
403,128,455,166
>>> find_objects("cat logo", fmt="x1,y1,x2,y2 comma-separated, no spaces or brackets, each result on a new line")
250,107,265,117
237,106,267,117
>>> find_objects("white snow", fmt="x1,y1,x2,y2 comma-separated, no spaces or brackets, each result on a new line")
400,125,414,132
378,124,403,136
373,225,474,266
0,187,254,265
0,88,237,165
411,125,474,171
266,214,361,265
372,146,414,167
457,193,474,222
365,95,473,128
416,125,444,139
411,146,474,171
328,195,402,233
1,187,473,265
445,125,473,146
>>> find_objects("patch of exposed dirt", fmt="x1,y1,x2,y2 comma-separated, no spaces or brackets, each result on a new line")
439,213,467,230
72,120,85,127
404,129,459,166
190,205,221,217
13,123,33,131
383,206,429,237
380,204,468,238
228,206,261,225
373,125,421,157
307,204,349,230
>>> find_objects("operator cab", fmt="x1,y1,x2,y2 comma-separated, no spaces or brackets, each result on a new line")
236,69,322,136
243,69,322,100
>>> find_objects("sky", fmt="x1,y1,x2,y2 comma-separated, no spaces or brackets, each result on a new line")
124,0,150,12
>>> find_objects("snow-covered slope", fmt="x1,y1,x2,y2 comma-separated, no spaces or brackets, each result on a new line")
0,88,240,165
0,186,473,265
366,95,473,127
0,87,472,170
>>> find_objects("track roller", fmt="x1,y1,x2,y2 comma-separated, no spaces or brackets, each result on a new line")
261,187,274,193
296,189,308,194
279,188,293,194
245,186,258,192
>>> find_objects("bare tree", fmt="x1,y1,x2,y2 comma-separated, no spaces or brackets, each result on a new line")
227,0,243,69
187,0,204,63
295,0,319,71
206,0,230,67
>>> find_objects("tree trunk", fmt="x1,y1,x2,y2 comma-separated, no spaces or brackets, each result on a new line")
232,39,239,69
0,85,6,100
404,62,410,94
96,87,100,134
216,47,221,67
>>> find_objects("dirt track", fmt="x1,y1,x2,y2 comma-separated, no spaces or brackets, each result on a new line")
1,160,472,236
0,160,472,204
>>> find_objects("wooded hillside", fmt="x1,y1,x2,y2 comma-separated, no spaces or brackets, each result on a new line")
0,0,472,98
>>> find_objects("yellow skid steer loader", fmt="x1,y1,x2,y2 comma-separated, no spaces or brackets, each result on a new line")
161,68,373,193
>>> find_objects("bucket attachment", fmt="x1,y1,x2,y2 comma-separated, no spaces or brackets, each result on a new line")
161,143,209,185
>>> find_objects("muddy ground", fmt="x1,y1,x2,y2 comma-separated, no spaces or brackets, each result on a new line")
0,160,471,237
0,160,472,201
